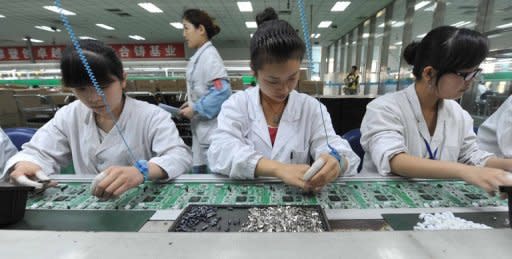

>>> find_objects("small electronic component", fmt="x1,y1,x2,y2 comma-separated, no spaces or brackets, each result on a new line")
303,158,326,181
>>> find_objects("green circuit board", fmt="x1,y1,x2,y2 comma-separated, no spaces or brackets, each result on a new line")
26,180,507,210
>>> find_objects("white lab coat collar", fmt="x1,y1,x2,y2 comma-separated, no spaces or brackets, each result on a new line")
81,96,134,156
190,41,213,61
246,87,301,154
404,84,447,143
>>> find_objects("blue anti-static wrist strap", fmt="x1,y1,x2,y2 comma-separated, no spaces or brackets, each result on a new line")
328,145,346,172
134,160,149,181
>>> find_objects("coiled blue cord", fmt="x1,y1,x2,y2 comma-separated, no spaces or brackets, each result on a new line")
55,0,139,166
297,0,313,71
297,0,341,163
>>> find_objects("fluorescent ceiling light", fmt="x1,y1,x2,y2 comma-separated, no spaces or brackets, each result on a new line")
23,38,44,43
488,34,502,39
362,33,369,38
376,10,384,17
43,6,76,16
79,36,97,40
0,14,5,18
451,21,471,27
424,3,437,11
497,23,512,29
392,21,405,27
310,33,321,39
416,33,427,38
415,1,431,10
237,2,253,12
395,41,402,45
129,35,146,40
331,1,351,12
318,21,332,28
137,3,163,13
379,21,403,28
170,22,183,29
96,23,115,30
250,33,253,38
35,25,61,32
245,21,257,28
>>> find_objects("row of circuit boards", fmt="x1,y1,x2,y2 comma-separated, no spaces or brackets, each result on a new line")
26,179,507,210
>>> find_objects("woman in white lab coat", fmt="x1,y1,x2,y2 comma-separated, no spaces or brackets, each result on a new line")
0,127,17,173
3,40,192,199
208,8,360,191
179,9,231,174
477,96,512,158
360,26,512,194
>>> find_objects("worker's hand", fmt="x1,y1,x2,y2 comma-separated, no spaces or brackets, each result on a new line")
9,161,57,189
179,102,189,109
179,102,195,119
91,166,144,199
307,153,341,191
274,164,311,192
461,167,512,198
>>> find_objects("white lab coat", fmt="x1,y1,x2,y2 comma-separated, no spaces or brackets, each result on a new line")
478,95,512,158
1,97,192,180
186,41,228,166
0,128,17,173
207,86,360,179
360,84,494,176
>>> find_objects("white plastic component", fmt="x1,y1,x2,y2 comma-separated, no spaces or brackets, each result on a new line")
90,171,107,195
414,212,492,230
303,158,326,181
16,175,43,189
35,170,50,181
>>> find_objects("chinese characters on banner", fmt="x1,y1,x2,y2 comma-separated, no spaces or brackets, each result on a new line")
0,43,185,61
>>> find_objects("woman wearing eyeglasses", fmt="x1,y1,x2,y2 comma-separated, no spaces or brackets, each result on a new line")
360,26,512,195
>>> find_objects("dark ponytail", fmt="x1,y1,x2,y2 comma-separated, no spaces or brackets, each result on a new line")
250,7,305,71
403,26,488,82
61,39,124,88
183,9,221,39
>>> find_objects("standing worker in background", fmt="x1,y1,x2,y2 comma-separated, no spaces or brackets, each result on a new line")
344,65,359,95
208,8,359,191
179,9,231,174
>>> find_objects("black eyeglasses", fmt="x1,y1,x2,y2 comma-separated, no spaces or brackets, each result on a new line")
453,68,482,81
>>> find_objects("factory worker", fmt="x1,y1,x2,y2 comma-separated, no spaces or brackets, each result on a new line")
0,127,17,173
179,9,231,174
208,8,360,192
478,96,512,158
360,26,512,195
3,40,192,199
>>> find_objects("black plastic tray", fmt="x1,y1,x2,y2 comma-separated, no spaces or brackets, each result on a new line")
169,204,331,232
0,183,34,225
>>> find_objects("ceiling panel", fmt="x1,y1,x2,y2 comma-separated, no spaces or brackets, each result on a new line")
0,0,392,48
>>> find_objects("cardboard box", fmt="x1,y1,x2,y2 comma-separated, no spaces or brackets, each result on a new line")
298,80,323,95
157,80,179,92
230,78,244,91
135,80,158,92
0,90,21,127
